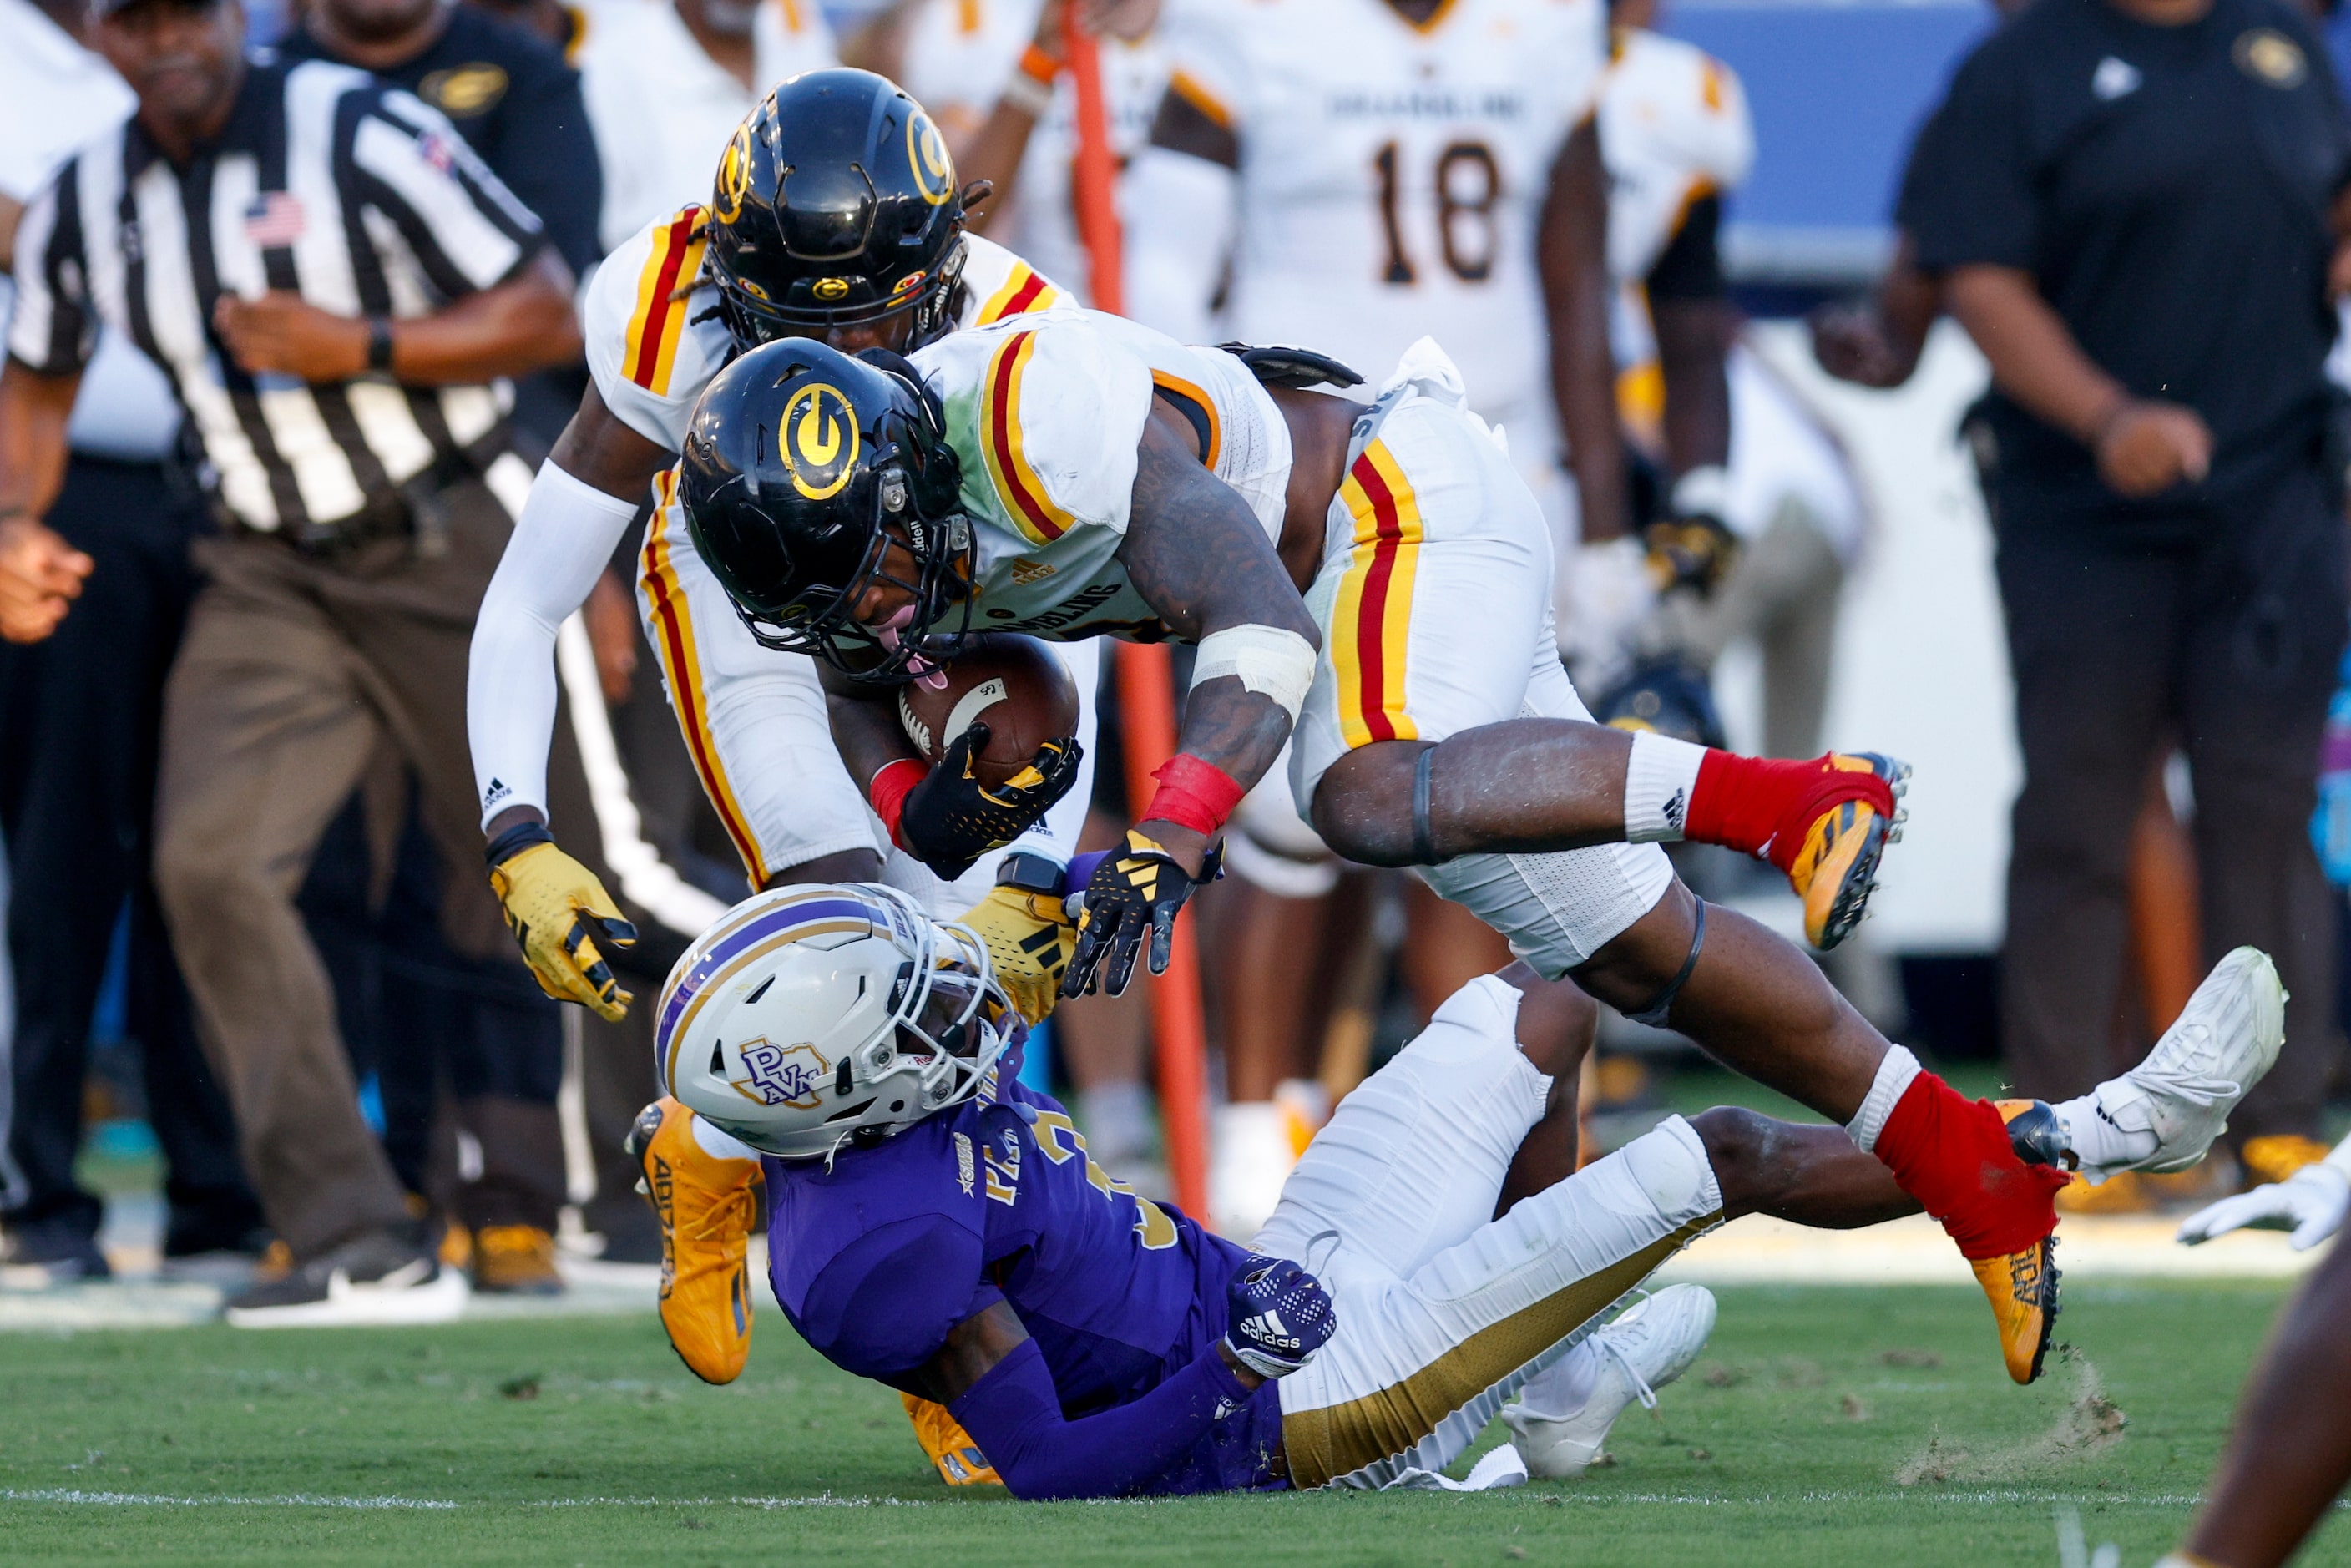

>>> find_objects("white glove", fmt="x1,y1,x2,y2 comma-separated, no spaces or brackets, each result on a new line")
1559,537,1657,696
2176,1161,2351,1252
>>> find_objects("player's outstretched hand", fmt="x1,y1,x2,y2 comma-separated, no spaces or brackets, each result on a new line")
487,824,638,1021
899,725,1084,881
1222,1254,1335,1379
956,883,1076,1025
2177,1162,2351,1252
1063,830,1219,999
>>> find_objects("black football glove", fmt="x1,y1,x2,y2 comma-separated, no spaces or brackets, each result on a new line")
1062,829,1222,999
897,724,1084,881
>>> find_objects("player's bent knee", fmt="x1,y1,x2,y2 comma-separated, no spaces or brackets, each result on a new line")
1307,742,1425,867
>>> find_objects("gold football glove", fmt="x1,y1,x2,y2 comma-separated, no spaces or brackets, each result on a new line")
956,883,1076,1027
486,823,637,1021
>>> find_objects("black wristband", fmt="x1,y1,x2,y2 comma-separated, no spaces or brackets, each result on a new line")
483,818,554,868
994,851,1065,895
366,316,397,373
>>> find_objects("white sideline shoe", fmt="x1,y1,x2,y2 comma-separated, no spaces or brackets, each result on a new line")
1501,1282,1716,1479
2081,946,2285,1181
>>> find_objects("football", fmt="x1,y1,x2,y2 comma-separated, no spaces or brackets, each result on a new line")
896,633,1081,789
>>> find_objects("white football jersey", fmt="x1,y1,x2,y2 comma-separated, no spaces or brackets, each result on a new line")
908,310,1292,640
898,0,1170,306
584,211,1071,453
1599,28,1752,289
1161,0,1605,451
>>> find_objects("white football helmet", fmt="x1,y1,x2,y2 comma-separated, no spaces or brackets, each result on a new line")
655,883,1014,1160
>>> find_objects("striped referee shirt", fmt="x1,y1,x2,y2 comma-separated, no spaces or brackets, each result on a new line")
6,54,545,538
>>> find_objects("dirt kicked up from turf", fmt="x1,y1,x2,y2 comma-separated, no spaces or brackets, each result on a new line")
1895,1349,2129,1486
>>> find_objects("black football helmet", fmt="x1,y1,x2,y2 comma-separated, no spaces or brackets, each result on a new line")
706,69,974,351
679,337,973,683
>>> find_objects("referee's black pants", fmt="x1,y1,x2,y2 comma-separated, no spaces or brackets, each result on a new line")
1995,459,2347,1138
0,456,260,1262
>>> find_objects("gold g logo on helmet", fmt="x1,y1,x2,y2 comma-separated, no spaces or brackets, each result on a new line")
714,119,754,224
777,382,859,501
906,109,954,206
813,276,852,301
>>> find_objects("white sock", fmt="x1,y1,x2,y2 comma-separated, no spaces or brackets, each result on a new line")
1845,1044,1923,1155
2053,1090,2158,1173
1623,731,1708,843
1516,1338,1604,1419
691,1113,758,1161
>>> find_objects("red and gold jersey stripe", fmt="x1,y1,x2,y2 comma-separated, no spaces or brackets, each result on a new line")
639,470,765,881
623,205,708,397
1331,439,1424,748
978,329,1077,546
974,261,1060,326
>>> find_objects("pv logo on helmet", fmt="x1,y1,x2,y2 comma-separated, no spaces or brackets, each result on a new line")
907,109,955,206
778,382,859,501
734,1039,827,1110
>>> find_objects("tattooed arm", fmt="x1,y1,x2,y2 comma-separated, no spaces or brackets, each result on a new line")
1115,402,1322,875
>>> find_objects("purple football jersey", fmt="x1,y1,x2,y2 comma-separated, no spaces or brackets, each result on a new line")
763,1075,1288,1495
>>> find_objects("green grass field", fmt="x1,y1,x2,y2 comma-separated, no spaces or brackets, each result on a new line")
3,1280,2341,1566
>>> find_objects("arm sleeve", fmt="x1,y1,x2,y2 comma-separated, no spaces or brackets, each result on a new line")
6,169,96,376
468,460,641,826
948,1337,1255,1500
1120,147,1236,346
1644,192,1725,304
1901,53,2038,273
486,58,605,278
349,89,545,300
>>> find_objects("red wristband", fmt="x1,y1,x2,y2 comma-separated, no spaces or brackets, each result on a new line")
869,758,929,848
1141,754,1247,838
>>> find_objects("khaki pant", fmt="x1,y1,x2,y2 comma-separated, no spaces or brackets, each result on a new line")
153,473,618,1261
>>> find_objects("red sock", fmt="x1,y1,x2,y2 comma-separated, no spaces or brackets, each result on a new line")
1683,752,1895,873
1873,1074,2070,1260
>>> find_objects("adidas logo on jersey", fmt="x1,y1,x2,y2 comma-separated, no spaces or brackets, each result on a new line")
1010,558,1057,585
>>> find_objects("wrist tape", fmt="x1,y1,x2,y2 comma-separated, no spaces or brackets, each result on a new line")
1190,624,1316,721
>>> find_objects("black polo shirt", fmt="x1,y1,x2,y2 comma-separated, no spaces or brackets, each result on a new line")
1903,0,2351,518
281,6,601,278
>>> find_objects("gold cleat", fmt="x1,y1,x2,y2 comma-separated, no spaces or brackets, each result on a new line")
902,1391,1003,1486
1969,1236,2060,1385
1784,753,1909,951
629,1096,761,1385
1975,1098,2065,1384
473,1224,564,1296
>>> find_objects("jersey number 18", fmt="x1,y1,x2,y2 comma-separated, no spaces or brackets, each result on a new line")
1373,139,1500,286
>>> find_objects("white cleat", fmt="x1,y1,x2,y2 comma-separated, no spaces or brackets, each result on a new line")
1501,1283,1716,1479
2081,946,2285,1181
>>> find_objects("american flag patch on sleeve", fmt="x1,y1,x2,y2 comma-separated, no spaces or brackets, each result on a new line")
243,192,307,248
